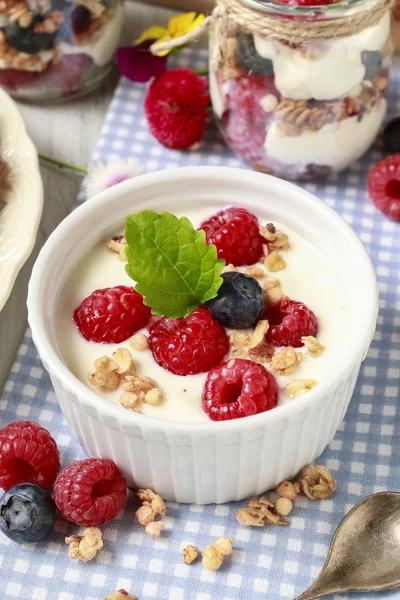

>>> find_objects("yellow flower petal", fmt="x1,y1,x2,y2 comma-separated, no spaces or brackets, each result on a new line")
135,26,168,45
151,37,173,57
168,12,205,39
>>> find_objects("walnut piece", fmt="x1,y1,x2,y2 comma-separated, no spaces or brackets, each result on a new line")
275,498,293,516
183,544,200,564
230,331,251,347
104,590,137,600
244,266,265,279
65,527,103,562
260,225,289,250
301,465,336,500
285,379,318,399
202,538,233,570
129,333,149,351
145,520,164,538
106,235,127,261
264,250,286,272
302,336,326,358
276,480,299,500
270,348,303,376
248,344,274,364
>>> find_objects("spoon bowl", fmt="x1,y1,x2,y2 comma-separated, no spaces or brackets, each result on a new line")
296,492,400,600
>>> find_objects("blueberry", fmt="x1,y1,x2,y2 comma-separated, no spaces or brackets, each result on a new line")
0,483,55,544
236,33,274,77
5,16,57,54
382,117,400,154
361,50,382,81
206,272,265,329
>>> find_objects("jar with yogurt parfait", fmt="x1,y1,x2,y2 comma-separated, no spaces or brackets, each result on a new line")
0,0,124,102
209,0,394,180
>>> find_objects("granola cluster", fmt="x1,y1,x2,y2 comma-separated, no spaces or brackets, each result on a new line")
135,488,166,538
87,348,164,412
104,591,137,600
65,527,103,562
237,464,336,527
202,537,234,571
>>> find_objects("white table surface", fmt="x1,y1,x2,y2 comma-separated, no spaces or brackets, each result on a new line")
0,0,182,391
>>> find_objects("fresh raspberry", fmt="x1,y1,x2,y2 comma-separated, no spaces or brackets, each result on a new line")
54,458,127,526
265,296,318,347
74,285,151,344
367,154,400,222
223,75,278,165
202,359,278,421
144,68,210,150
0,421,60,491
199,207,264,266
149,308,229,376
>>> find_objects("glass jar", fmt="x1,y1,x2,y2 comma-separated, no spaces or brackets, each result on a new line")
209,0,393,180
0,0,124,102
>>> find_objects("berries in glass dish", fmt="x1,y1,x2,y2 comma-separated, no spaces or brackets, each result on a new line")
0,483,55,544
74,285,151,344
382,118,400,155
149,308,229,376
202,359,278,421
54,458,127,527
5,17,57,54
199,207,264,266
206,272,265,329
265,297,318,347
0,421,60,491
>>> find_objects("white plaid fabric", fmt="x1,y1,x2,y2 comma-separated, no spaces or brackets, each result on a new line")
1,49,400,600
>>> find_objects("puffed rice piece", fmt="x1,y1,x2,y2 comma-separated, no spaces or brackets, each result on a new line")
183,544,200,564
145,520,164,538
129,333,149,351
276,480,300,500
65,527,103,562
112,348,135,376
119,391,144,411
87,369,119,392
123,375,158,394
275,498,293,516
144,388,164,406
202,538,233,570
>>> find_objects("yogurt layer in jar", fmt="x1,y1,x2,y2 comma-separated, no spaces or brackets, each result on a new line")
58,205,349,424
209,0,393,180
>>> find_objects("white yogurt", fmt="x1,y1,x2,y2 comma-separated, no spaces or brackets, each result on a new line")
58,2,124,67
265,99,386,170
254,13,390,100
58,208,349,423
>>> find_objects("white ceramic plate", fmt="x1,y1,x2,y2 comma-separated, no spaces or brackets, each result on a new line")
0,88,43,312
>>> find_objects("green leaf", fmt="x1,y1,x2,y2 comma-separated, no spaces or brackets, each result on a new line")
125,210,225,319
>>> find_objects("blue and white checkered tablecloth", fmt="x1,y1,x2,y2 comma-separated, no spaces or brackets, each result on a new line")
1,48,400,600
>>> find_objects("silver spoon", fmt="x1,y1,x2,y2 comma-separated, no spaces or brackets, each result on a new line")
295,492,400,600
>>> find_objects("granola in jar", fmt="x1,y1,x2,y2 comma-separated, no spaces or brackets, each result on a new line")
209,0,393,180
0,0,123,101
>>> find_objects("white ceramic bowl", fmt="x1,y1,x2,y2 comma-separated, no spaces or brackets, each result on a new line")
0,88,43,311
27,167,377,504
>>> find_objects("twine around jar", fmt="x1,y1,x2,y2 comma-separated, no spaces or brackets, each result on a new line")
151,0,396,68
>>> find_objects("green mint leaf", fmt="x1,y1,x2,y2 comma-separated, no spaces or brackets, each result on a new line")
125,210,225,319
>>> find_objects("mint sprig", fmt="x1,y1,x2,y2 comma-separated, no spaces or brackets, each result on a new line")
125,210,225,319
